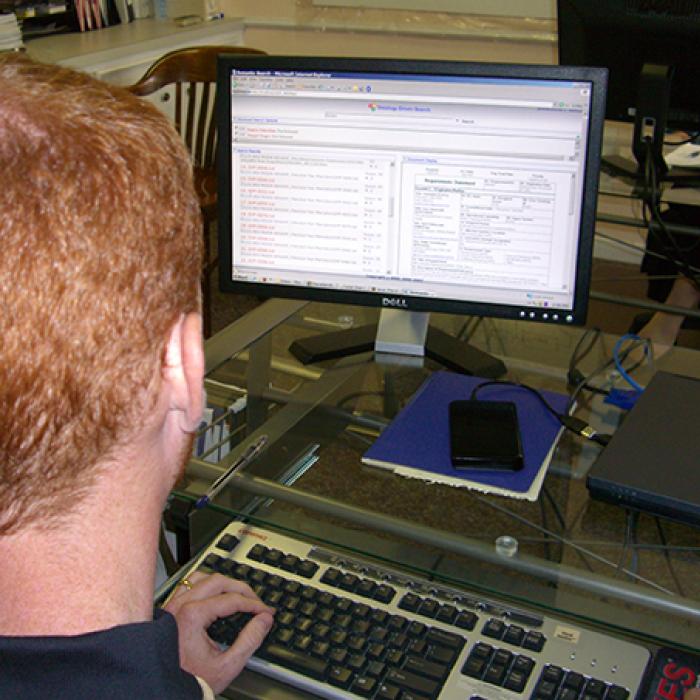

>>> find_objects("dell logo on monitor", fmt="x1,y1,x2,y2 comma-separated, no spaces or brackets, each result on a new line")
382,297,408,308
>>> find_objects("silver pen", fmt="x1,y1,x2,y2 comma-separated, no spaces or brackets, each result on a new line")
194,434,268,509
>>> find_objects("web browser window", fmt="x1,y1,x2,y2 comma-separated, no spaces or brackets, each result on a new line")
228,70,594,314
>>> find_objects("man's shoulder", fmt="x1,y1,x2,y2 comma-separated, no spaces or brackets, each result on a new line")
0,611,203,699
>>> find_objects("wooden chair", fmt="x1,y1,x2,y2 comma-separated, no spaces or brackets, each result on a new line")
127,45,266,337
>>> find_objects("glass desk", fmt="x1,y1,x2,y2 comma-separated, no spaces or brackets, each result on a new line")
173,299,700,678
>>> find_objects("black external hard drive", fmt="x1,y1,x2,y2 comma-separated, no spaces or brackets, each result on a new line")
449,399,524,471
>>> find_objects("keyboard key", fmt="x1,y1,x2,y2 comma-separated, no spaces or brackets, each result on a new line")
426,644,456,665
356,579,377,598
352,603,372,619
436,604,458,624
328,666,352,689
461,657,487,679
203,553,224,571
264,548,284,565
542,665,564,684
484,663,507,686
328,648,347,665
503,624,525,646
374,584,396,604
522,630,546,652
385,668,440,698
404,656,449,681
266,574,284,590
371,609,389,625
300,585,317,601
296,560,319,578
216,534,239,552
534,679,558,699
455,611,478,630
376,683,401,700
339,573,360,591
281,554,301,572
504,669,528,693
367,660,386,677
260,644,328,679
482,618,506,640
388,615,408,632
584,678,606,697
607,686,630,700
248,544,267,562
425,628,464,651
492,649,513,668
471,642,494,660
311,640,329,658
321,567,342,586
417,598,440,618
293,635,312,654
336,598,353,614
284,580,302,596
347,653,366,671
407,621,427,638
351,675,376,697
559,688,579,700
513,655,535,675
399,593,422,612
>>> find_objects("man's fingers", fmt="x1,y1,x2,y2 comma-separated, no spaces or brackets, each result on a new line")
219,612,275,679
174,590,275,630
166,573,260,612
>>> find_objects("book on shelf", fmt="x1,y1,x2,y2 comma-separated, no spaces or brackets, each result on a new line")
361,371,569,501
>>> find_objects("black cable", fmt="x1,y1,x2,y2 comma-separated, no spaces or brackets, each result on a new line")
654,517,686,597
538,496,552,562
542,486,594,573
470,380,612,447
642,139,699,286
566,328,610,399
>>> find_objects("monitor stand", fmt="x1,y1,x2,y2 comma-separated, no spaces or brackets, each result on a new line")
288,309,506,378
602,63,700,189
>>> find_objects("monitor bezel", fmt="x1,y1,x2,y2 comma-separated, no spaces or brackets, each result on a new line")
216,55,607,326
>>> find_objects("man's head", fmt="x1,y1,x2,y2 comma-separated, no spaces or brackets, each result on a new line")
0,55,203,534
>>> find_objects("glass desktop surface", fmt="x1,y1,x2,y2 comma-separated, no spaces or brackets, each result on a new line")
176,300,700,652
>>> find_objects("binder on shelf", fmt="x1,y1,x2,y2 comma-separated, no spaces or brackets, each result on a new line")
361,371,569,501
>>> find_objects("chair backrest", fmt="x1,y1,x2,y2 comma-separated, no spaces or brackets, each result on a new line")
127,45,266,169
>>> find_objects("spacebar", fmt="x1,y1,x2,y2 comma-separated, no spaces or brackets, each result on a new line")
258,644,329,680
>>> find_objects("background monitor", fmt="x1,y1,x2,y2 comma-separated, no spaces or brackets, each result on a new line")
216,56,607,374
557,0,700,179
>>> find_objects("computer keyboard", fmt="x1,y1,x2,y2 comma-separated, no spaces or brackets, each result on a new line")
188,521,651,699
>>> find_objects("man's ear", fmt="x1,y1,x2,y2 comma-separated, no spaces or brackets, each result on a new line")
163,312,205,432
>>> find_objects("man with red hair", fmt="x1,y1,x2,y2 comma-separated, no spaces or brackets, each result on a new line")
0,53,273,697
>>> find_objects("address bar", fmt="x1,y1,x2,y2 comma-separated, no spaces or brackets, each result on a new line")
242,89,554,109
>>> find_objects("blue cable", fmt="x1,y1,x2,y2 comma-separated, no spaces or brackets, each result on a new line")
612,333,647,393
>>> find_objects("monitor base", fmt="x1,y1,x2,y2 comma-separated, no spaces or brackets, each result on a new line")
288,322,506,378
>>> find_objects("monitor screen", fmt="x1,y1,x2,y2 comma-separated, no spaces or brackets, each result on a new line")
217,56,606,331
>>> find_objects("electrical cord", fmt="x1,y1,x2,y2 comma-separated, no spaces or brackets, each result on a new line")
470,380,612,447
642,138,700,287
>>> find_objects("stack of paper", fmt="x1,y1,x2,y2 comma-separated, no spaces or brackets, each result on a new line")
0,13,23,51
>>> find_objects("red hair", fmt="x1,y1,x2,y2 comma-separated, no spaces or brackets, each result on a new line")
0,54,203,533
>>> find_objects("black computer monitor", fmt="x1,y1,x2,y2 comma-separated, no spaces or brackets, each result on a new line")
216,56,607,375
557,0,700,179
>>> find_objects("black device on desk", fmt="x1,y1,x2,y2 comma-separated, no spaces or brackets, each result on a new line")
215,55,607,376
449,399,523,471
587,371,700,527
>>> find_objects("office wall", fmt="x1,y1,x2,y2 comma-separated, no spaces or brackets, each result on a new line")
225,0,556,63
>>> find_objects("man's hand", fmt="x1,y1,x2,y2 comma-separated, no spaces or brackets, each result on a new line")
685,689,700,700
164,571,275,694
